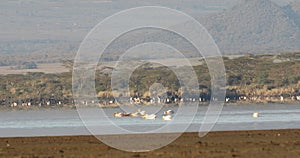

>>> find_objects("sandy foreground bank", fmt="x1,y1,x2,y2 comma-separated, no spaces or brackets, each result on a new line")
1,129,300,158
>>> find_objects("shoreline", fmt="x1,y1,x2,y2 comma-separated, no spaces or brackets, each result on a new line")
0,101,299,111
2,128,300,139
1,129,300,157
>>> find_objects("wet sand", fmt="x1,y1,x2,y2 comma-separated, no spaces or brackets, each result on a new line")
1,129,300,158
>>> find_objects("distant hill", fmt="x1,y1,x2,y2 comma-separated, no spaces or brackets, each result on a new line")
64,0,300,59
286,0,300,27
1,0,300,62
103,0,300,60
199,0,300,55
291,0,300,15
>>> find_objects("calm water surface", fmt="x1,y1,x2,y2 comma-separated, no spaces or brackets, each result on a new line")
1,104,300,137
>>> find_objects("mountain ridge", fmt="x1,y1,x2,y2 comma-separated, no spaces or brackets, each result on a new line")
199,0,300,55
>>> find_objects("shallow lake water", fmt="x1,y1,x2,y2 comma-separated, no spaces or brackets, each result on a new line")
1,104,300,137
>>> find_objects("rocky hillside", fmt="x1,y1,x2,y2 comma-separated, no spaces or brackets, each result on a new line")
101,0,300,61
288,0,300,27
291,0,300,15
200,0,300,55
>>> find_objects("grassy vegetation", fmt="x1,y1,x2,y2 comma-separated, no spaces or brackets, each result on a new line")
223,53,300,97
0,52,299,106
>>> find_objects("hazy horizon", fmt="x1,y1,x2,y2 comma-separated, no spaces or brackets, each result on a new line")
0,0,297,55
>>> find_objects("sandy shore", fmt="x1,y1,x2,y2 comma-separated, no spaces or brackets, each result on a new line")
1,129,300,158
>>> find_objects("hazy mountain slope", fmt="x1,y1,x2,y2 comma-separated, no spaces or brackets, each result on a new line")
100,0,300,61
1,0,299,60
291,0,300,14
200,0,300,55
289,0,300,26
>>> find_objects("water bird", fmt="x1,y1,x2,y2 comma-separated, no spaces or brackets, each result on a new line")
137,109,146,116
130,112,139,117
114,112,132,117
121,113,131,117
142,114,156,120
225,97,230,102
163,110,174,115
162,115,172,121
252,112,259,118
114,112,122,118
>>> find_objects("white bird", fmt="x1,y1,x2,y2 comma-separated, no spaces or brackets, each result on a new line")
130,112,139,117
163,110,174,115
142,114,156,120
137,109,146,116
114,112,122,118
252,112,259,118
162,115,172,121
225,97,230,102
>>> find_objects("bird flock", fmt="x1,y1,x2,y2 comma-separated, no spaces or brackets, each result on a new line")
114,109,174,120
114,109,260,120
